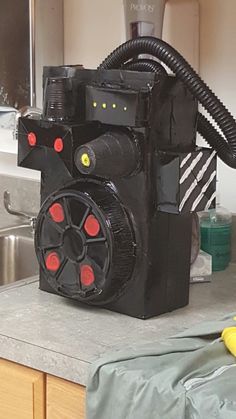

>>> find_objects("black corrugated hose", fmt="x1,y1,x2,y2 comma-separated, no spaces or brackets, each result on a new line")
122,58,167,77
98,37,236,169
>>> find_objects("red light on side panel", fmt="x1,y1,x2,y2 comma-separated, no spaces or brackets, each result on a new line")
84,215,100,237
54,137,64,153
45,252,60,272
49,203,65,223
27,132,37,146
80,265,95,286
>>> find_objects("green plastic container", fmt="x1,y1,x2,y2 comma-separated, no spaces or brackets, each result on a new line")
199,206,232,272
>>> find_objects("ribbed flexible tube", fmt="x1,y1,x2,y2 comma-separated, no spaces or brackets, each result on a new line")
123,58,167,77
99,37,236,168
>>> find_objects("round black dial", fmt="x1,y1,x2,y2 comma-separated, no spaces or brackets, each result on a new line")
35,181,136,304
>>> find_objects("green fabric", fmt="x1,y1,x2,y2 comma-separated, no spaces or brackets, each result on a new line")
86,313,236,419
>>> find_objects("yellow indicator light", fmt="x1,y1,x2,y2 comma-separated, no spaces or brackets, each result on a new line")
112,104,117,109
93,102,97,108
102,103,107,109
81,153,91,167
124,106,127,111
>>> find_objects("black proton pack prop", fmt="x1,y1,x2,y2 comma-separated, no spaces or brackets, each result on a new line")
18,37,236,319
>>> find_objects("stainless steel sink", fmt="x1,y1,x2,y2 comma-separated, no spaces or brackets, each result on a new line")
0,225,39,286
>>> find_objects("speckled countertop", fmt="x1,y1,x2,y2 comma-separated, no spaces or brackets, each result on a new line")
0,163,235,387
0,266,235,386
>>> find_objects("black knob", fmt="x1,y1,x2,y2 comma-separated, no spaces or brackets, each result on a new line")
43,76,75,122
75,131,139,178
35,182,136,304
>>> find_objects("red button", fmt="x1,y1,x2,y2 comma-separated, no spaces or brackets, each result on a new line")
80,265,95,286
54,137,64,152
84,215,100,237
49,203,65,223
45,252,60,272
27,132,37,146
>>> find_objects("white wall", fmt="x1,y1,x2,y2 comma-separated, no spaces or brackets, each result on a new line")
199,0,236,212
64,0,125,67
64,0,199,68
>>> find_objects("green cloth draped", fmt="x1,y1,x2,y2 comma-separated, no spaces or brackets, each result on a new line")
86,313,236,419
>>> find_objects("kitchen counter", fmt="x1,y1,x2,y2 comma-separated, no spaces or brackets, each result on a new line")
0,267,235,386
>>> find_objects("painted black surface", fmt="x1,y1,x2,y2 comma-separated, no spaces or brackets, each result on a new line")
74,131,140,178
18,66,215,318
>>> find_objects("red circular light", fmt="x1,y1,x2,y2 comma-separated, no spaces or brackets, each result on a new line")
49,203,65,223
84,215,100,237
27,132,37,146
54,137,64,153
80,265,95,286
45,252,60,272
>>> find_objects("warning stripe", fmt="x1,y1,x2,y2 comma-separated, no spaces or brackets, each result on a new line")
180,153,192,169
179,150,217,212
206,191,217,210
191,171,217,212
180,152,203,184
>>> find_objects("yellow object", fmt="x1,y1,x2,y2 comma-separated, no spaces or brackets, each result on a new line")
93,102,97,108
233,316,236,321
221,327,236,356
112,104,117,109
81,153,91,167
102,103,107,109
124,106,127,111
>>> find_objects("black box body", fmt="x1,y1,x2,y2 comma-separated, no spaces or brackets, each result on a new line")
18,67,216,318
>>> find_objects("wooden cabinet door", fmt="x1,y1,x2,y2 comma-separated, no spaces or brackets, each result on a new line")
46,375,86,419
0,359,45,419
